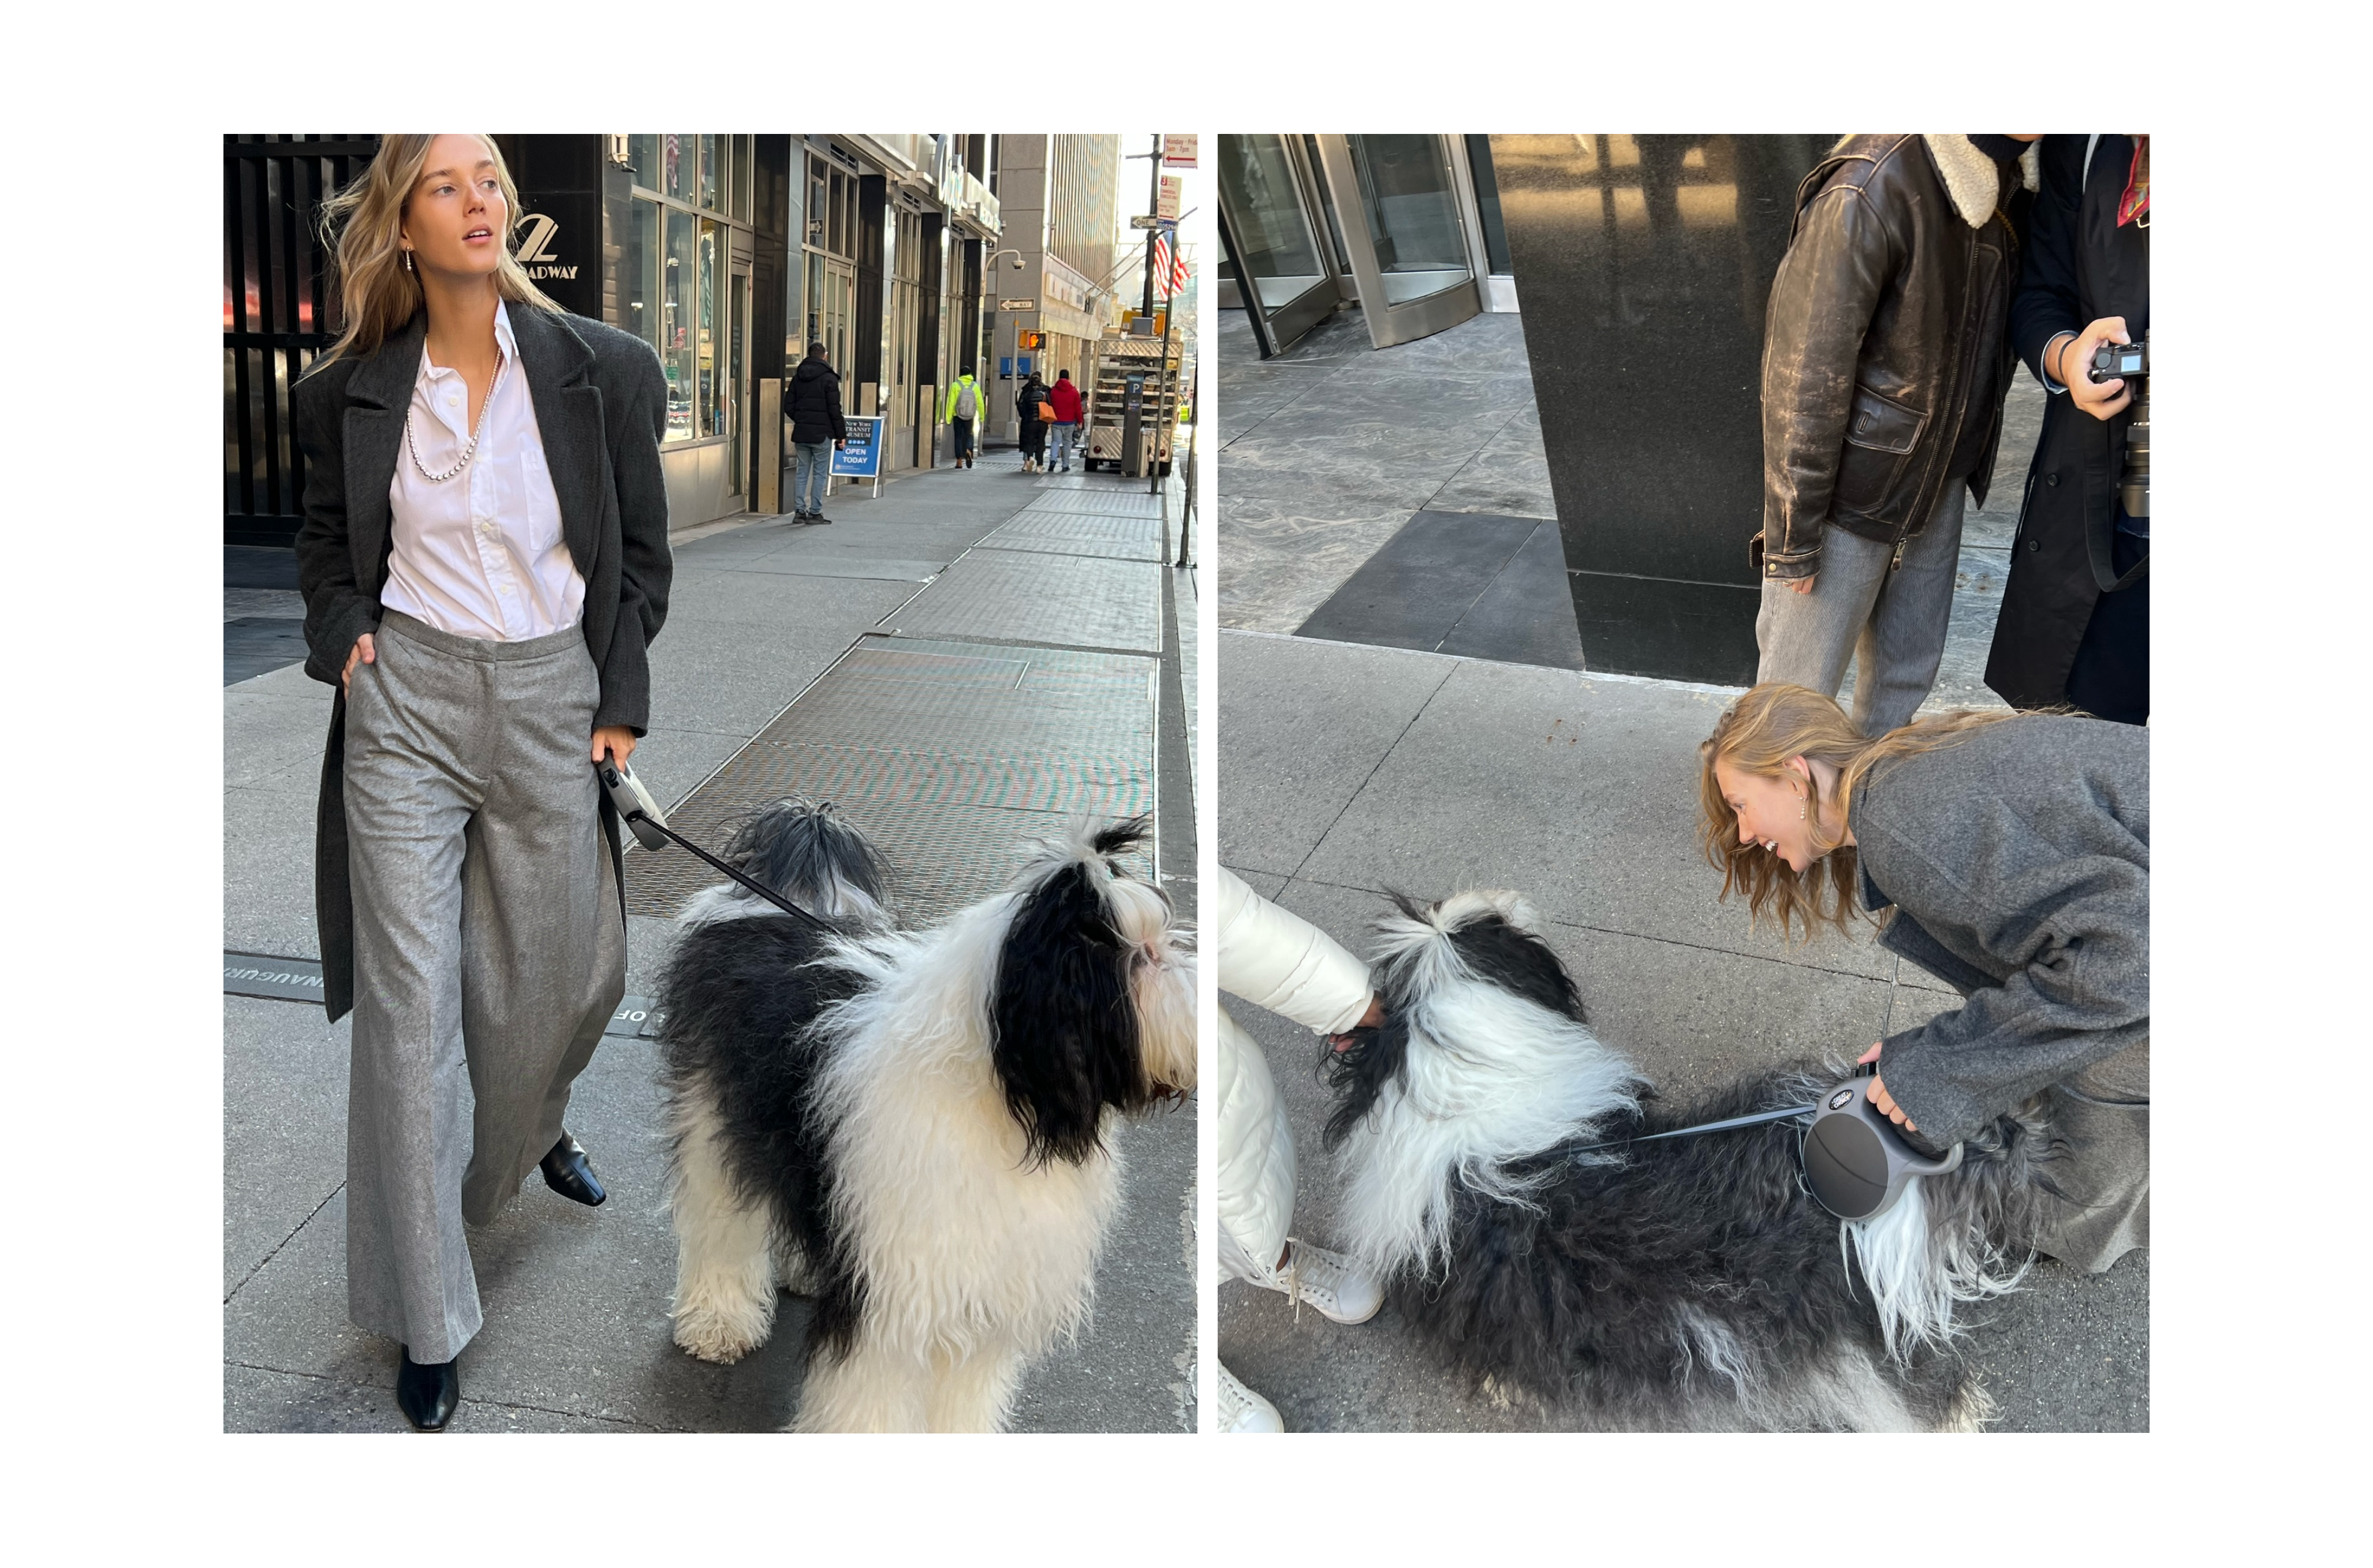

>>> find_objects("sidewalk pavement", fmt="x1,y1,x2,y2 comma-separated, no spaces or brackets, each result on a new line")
1217,304,2029,716
1217,629,2146,1431
225,449,1200,1432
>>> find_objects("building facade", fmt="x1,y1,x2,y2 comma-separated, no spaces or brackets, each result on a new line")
982,135,1123,444
223,133,1005,545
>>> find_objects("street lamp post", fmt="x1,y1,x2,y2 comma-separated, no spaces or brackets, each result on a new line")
984,246,1024,447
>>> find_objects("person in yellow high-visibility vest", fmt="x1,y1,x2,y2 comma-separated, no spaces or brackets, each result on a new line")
942,368,982,469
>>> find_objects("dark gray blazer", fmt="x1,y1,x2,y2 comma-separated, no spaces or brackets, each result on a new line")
1850,713,2148,1147
290,305,673,1021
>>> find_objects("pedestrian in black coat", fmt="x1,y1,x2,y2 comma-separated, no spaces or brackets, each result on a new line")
1985,134,2149,723
785,344,846,521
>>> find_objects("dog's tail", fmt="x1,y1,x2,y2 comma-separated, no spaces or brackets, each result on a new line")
675,798,893,930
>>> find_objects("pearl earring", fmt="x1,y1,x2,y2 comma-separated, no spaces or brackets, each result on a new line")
403,249,414,273
1800,797,1807,821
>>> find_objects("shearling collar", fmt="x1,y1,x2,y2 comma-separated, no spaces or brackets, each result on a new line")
1922,135,2012,228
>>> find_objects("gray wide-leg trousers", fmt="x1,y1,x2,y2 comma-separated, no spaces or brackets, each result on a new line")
341,610,625,1363
1755,484,1966,737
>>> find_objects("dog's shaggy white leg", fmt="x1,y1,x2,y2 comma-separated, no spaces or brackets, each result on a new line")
790,1330,931,1433
666,1082,778,1365
1939,1379,1996,1433
925,1338,1027,1433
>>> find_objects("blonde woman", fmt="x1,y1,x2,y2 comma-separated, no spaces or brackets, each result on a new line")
1699,684,2147,1274
292,133,671,1429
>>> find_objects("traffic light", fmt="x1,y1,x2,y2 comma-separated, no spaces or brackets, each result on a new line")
1018,330,1043,352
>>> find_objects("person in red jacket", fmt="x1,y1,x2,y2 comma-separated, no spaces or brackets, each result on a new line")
1044,368,1084,472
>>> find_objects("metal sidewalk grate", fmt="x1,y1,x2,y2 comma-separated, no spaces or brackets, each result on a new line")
979,510,1167,561
1013,488,1169,520
624,636,1158,923
875,550,1163,653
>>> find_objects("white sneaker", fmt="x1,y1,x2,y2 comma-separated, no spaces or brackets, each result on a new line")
1243,1238,1383,1325
1218,1362,1284,1432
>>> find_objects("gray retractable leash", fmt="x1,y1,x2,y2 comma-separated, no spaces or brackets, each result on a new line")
1570,1065,1962,1222
596,755,836,936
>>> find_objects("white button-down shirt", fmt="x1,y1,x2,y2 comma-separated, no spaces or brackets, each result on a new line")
382,302,586,641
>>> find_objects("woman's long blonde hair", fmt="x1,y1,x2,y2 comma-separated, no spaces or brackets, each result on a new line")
309,133,562,372
1697,684,2012,940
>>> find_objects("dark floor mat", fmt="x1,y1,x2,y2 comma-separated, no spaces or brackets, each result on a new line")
226,546,301,590
1438,520,1585,669
226,617,309,685
1296,510,1584,669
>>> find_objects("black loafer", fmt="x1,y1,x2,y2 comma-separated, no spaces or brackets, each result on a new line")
396,1347,459,1431
540,1133,606,1207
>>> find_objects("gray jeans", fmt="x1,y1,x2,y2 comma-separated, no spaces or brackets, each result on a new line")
341,610,626,1362
1755,484,1967,736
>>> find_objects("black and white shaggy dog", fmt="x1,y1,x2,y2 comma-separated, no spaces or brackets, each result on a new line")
650,802,1196,1432
1323,888,2059,1432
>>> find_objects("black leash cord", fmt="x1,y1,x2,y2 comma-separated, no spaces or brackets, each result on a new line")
1569,1102,1817,1159
626,812,838,936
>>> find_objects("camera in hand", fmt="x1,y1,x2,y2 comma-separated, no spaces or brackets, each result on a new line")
2090,338,2147,383
2090,333,2149,520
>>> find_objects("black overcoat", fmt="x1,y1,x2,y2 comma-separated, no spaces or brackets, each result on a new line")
289,305,673,1021
1984,134,2149,711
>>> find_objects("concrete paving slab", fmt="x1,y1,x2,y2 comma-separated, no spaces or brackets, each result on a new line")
225,996,348,1291
225,780,329,959
1279,644,1894,980
224,690,334,791
1215,632,1456,879
980,510,1165,562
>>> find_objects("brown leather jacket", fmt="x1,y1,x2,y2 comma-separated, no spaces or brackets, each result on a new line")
1754,136,2021,581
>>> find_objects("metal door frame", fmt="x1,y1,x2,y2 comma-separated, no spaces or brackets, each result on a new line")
1215,133,1342,360
1312,134,1483,350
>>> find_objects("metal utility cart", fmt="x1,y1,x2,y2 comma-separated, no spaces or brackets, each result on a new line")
1081,332,1182,477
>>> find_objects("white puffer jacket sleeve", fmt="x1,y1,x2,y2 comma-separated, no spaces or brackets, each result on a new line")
1214,868,1374,1279
1216,868,1374,1035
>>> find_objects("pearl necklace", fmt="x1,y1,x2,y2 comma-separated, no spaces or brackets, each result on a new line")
405,354,509,483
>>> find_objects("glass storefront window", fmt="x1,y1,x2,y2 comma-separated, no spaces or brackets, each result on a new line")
625,197,662,361
626,135,662,192
699,135,721,211
663,135,692,203
662,206,698,443
734,135,754,223
699,219,720,438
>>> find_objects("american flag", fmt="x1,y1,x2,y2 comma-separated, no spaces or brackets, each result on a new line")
1151,229,1190,300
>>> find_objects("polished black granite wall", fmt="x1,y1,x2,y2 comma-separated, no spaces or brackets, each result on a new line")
1492,135,1831,684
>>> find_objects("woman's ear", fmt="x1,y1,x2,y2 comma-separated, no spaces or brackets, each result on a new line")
1786,755,1812,787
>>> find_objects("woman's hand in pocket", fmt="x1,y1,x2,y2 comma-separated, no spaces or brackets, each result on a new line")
592,725,637,767
342,633,376,696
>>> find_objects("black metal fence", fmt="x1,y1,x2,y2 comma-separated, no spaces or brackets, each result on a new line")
224,136,376,547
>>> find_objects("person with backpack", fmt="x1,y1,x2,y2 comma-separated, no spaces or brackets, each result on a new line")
943,367,982,469
785,340,846,524
1046,368,1084,473
1018,371,1051,473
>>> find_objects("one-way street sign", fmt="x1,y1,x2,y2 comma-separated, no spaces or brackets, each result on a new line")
998,298,1038,311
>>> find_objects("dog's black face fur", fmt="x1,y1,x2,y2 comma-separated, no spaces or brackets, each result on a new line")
1323,894,1588,1152
990,816,1164,1166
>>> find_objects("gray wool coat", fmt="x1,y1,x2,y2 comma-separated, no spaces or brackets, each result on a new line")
1850,712,2148,1270
289,305,673,1022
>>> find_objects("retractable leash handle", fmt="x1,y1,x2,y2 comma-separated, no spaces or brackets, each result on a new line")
595,755,837,935
1800,1076,1963,1222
